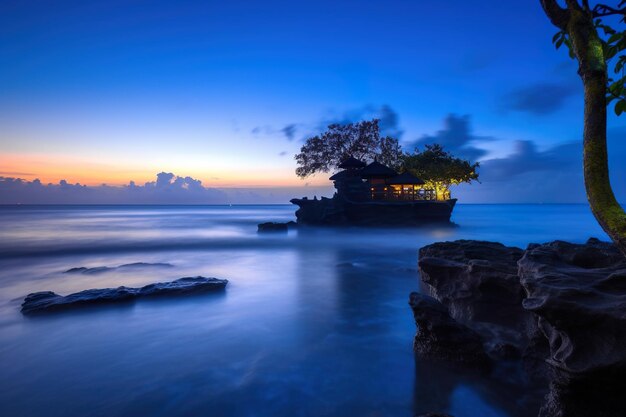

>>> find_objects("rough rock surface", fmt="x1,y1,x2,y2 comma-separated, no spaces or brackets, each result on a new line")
418,240,525,328
415,238,626,417
519,238,626,375
409,292,491,370
21,276,228,314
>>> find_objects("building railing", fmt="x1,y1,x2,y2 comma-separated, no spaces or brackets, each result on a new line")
370,188,437,201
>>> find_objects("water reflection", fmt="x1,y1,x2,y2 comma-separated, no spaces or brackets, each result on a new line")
0,205,606,416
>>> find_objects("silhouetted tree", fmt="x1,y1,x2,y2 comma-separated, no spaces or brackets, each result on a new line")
295,119,403,178
541,0,626,256
402,144,479,200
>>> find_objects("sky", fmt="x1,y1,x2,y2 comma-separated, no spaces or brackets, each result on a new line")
1,0,626,204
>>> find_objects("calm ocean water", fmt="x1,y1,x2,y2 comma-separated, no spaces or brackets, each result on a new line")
0,204,607,417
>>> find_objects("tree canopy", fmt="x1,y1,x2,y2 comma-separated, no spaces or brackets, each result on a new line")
402,144,479,200
294,119,404,178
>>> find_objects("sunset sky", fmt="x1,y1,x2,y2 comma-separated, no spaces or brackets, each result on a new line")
2,0,626,203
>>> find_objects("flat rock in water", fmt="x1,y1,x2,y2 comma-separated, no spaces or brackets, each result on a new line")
21,276,228,315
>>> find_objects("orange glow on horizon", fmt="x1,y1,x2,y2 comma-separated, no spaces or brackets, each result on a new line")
0,153,331,188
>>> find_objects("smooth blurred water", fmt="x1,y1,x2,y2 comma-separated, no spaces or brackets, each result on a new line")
0,204,607,417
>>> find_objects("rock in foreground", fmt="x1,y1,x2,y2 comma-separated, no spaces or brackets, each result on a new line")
409,292,491,370
21,276,228,315
415,238,626,417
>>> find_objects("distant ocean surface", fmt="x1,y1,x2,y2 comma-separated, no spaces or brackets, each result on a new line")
0,204,607,417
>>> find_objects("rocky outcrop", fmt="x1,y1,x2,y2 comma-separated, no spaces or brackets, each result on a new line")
21,276,228,314
409,292,491,370
518,238,626,417
519,238,626,375
257,221,297,233
414,238,626,417
290,195,456,226
418,240,526,328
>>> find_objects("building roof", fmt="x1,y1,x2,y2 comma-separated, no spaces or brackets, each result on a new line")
360,161,398,178
329,170,354,181
338,156,366,169
386,172,425,185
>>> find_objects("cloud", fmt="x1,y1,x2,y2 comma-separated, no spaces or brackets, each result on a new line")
315,104,404,139
0,172,228,205
478,140,580,181
454,127,626,203
253,104,405,143
406,114,491,161
500,82,577,115
278,151,288,157
281,124,297,141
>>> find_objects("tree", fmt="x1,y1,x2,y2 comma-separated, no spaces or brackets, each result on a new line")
402,144,479,201
295,119,404,178
541,0,626,256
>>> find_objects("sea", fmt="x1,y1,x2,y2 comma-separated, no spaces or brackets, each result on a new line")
0,204,607,417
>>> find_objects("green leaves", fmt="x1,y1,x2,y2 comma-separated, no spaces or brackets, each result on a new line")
555,17,626,117
615,99,626,115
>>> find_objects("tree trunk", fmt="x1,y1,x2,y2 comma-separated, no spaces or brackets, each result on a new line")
568,8,626,256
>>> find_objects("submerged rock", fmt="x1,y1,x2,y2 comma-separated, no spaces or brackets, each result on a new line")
21,276,228,314
64,262,174,274
409,292,491,370
257,221,296,233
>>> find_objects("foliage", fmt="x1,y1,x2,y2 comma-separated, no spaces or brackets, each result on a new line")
551,1,626,115
294,119,404,178
401,144,479,200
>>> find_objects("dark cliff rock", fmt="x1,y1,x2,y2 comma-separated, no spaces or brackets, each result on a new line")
418,240,526,328
409,292,491,370
414,238,626,417
21,276,228,314
519,239,626,417
519,238,626,375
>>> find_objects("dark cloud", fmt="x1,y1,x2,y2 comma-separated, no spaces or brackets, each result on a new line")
455,128,626,203
406,114,491,162
257,104,405,144
500,82,578,115
278,151,288,157
316,104,404,139
479,140,580,181
281,124,297,141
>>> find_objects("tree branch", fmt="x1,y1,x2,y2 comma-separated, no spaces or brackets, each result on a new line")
540,0,570,29
593,3,626,17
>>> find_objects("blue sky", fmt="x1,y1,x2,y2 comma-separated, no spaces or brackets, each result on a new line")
1,0,625,203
